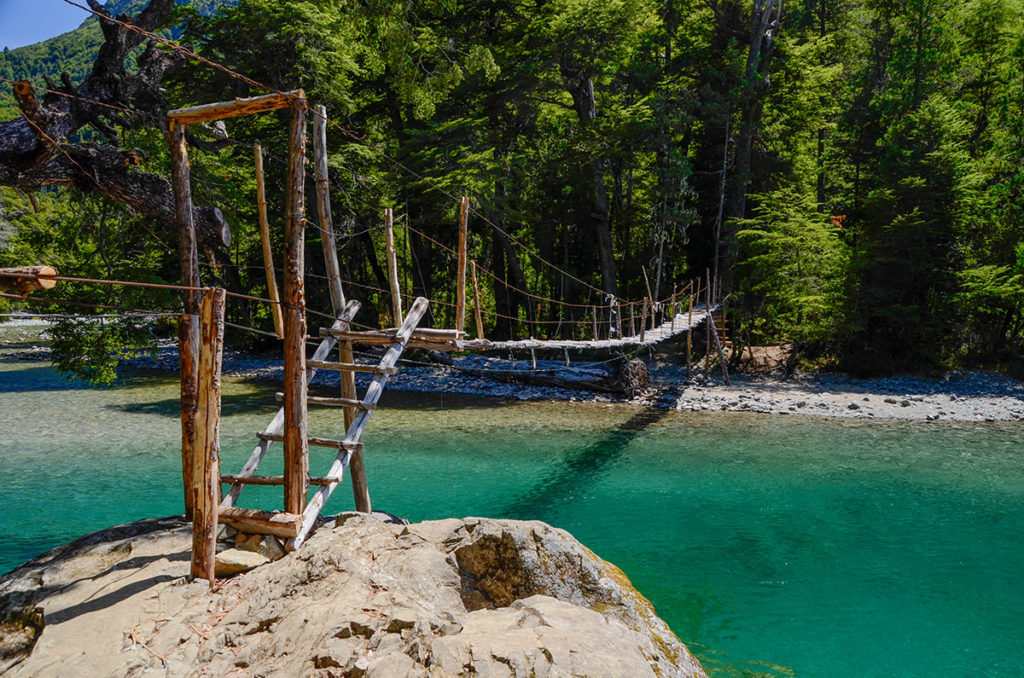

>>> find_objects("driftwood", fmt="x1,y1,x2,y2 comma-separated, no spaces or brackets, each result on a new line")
0,0,230,249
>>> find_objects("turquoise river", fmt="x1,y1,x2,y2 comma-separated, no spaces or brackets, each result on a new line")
1,348,1022,677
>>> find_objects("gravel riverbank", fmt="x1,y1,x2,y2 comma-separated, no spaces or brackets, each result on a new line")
4,323,1023,422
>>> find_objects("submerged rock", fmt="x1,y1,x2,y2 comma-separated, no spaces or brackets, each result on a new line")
0,515,706,677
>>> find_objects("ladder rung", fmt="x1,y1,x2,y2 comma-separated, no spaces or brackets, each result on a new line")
274,393,375,410
319,328,461,348
220,474,342,486
257,431,362,451
307,360,397,375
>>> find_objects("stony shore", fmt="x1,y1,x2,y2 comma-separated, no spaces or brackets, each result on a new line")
4,324,1024,422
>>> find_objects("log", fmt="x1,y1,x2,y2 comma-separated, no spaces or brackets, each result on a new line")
472,262,485,340
0,266,58,294
218,507,302,538
385,208,403,325
313,105,346,314
254,145,284,338
168,91,302,125
191,287,225,585
281,95,309,515
169,120,200,521
456,196,469,334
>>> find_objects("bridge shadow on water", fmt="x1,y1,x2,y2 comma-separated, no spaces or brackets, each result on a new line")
501,406,669,520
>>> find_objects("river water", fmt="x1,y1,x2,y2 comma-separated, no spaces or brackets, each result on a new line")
1,347,1022,677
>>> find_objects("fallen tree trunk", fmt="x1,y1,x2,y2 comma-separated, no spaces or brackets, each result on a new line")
448,356,650,396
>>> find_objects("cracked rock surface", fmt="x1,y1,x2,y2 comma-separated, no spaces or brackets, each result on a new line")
0,515,706,677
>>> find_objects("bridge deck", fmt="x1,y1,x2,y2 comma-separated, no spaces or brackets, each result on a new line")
459,304,719,352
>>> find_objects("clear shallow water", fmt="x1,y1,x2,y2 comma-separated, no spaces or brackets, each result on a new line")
1,351,1023,677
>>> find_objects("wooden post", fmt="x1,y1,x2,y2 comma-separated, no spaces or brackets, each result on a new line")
254,146,284,338
629,302,636,337
0,266,58,294
592,306,598,339
471,261,485,339
615,301,622,338
688,288,694,326
686,292,693,380
169,120,201,521
385,208,403,325
670,292,676,331
456,196,469,335
640,299,648,342
343,327,370,513
191,287,225,585
314,105,346,315
282,94,309,516
705,270,712,375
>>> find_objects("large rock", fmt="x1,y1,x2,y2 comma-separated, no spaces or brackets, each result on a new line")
0,515,707,677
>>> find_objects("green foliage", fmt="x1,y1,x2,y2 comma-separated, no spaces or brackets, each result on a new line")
48,315,155,385
4,0,1024,375
736,187,849,345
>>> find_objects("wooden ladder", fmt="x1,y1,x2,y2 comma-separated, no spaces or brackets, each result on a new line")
217,297,429,548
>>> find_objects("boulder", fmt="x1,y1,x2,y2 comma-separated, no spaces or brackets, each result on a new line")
0,515,707,677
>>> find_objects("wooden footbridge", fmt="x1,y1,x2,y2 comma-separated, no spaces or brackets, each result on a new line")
1,90,727,586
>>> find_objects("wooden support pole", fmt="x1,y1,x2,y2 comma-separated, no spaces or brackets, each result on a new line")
640,299,648,342
688,288,694,326
615,302,622,338
592,306,598,339
471,261,485,340
254,146,284,338
385,208,403,325
705,270,712,375
314,105,346,315
282,94,309,516
191,287,225,585
0,266,58,294
169,120,201,521
670,292,676,331
456,196,469,334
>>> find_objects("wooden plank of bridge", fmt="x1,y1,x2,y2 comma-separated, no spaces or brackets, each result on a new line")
221,301,360,509
254,145,284,338
191,287,225,585
169,120,201,521
0,266,58,294
168,90,301,124
282,95,309,516
291,297,430,548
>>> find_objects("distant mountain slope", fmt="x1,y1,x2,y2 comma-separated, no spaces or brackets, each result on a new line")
0,0,229,120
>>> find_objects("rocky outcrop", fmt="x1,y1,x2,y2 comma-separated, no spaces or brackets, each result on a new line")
0,514,707,677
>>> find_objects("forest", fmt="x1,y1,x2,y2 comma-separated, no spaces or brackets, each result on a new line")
1,0,1022,380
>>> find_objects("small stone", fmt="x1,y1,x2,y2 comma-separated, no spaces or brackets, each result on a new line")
215,548,269,576
847,402,860,410
796,401,807,408
884,397,898,404
900,400,911,407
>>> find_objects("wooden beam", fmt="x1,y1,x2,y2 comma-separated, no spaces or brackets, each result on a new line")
168,90,302,125
220,474,340,486
256,432,363,451
385,208,403,325
191,287,225,585
313,104,346,315
0,266,58,294
218,507,302,538
456,196,469,334
254,145,284,338
306,360,397,375
471,261,485,340
282,96,309,515
169,120,201,521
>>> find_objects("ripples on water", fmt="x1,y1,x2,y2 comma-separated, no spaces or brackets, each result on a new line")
1,347,1022,677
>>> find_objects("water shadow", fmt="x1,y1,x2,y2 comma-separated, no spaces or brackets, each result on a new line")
502,406,669,519
108,392,275,418
0,364,97,393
